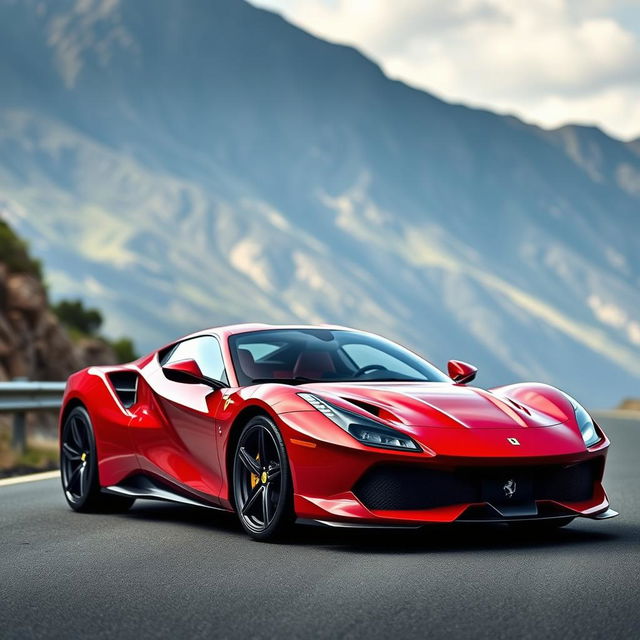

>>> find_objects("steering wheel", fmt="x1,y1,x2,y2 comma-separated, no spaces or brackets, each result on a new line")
353,364,388,378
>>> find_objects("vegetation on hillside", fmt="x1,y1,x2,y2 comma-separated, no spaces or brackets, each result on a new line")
52,298,138,363
1,218,138,364
52,299,103,336
0,220,43,278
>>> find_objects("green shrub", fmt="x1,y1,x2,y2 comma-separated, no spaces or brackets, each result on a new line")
109,337,138,363
0,220,43,278
52,299,103,336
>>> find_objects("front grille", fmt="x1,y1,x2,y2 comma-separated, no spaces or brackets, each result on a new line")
353,460,600,512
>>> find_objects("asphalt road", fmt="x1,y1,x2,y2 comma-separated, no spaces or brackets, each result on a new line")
1,413,638,640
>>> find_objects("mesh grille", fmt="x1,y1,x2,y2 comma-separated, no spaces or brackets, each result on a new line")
353,460,600,512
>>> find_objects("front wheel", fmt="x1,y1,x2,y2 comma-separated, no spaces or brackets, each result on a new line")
232,416,293,541
60,406,134,513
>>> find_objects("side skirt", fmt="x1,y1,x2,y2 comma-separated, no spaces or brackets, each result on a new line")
103,474,229,512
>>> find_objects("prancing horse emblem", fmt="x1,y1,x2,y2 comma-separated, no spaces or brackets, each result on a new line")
503,479,517,499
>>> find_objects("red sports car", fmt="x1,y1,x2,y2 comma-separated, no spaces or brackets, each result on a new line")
59,324,617,540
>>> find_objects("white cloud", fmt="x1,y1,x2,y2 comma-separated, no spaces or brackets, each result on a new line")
250,0,640,140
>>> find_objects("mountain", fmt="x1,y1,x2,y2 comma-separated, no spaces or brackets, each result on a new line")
0,0,639,406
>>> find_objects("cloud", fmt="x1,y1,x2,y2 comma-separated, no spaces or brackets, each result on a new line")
250,0,640,140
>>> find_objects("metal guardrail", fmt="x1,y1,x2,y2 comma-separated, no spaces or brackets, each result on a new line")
0,381,66,454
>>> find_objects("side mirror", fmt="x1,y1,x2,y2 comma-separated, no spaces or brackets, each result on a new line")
448,360,477,385
162,359,227,389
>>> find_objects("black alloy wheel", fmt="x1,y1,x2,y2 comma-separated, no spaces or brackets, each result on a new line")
233,416,293,540
60,406,134,513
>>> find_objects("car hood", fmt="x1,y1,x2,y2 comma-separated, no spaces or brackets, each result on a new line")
299,382,571,429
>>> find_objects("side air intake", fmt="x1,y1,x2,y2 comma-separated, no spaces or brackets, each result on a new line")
107,371,139,408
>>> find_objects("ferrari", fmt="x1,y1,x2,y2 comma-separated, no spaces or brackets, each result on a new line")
59,324,617,540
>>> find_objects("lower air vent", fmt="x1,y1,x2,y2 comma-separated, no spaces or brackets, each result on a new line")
107,371,138,408
353,460,600,511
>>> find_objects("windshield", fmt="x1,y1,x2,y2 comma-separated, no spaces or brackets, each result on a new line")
229,329,451,386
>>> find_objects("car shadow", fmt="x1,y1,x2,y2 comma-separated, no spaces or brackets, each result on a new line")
285,521,621,554
120,500,622,553
122,500,240,532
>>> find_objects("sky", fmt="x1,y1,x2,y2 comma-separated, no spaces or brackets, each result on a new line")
250,0,640,141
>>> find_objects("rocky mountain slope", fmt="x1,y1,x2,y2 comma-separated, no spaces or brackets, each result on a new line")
0,0,638,405
0,220,117,381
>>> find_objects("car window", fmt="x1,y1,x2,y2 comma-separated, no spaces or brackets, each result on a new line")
229,328,450,386
165,336,228,383
342,343,424,378
241,342,282,361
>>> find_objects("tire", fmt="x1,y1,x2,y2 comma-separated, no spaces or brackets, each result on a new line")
60,406,134,513
508,517,574,531
232,415,293,541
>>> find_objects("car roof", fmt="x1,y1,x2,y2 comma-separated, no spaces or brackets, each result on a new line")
157,323,360,352
194,322,356,340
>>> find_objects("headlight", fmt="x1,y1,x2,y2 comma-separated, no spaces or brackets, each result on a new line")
298,393,421,451
566,395,601,447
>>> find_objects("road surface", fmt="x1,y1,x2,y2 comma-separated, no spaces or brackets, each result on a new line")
1,413,638,639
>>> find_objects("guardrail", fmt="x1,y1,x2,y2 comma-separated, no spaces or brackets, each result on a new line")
0,381,66,454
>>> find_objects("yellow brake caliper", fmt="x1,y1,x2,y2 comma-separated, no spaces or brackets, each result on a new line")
250,453,260,489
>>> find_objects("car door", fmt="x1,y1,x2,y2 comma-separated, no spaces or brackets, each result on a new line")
133,335,228,501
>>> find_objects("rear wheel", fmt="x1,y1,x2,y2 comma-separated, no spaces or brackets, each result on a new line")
232,416,293,541
60,406,134,513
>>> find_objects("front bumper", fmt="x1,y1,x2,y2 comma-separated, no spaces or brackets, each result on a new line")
279,412,615,527
293,489,615,527
299,507,619,529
